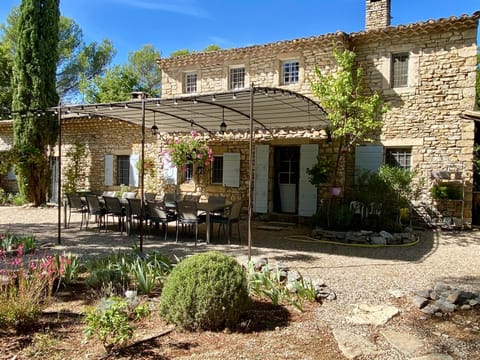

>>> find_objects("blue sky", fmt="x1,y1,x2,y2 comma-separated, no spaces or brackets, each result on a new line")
0,0,479,65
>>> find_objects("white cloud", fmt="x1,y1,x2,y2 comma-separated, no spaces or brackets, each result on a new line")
115,0,210,18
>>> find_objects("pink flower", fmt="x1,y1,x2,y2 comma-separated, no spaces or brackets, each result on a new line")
190,130,198,138
197,153,203,159
10,257,21,266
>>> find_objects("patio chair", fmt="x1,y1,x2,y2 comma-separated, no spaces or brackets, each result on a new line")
207,195,227,215
210,200,242,244
127,198,148,235
163,192,177,210
85,195,106,232
182,194,200,203
148,201,177,240
144,192,157,202
103,196,126,233
176,200,205,245
65,193,87,229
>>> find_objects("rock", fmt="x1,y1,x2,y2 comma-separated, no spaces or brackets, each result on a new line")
410,354,453,360
326,291,337,301
379,230,394,239
434,298,457,313
381,330,424,355
253,257,268,271
415,289,432,299
446,290,462,304
412,295,429,309
371,236,386,245
332,329,378,359
421,304,440,315
389,289,404,298
433,282,451,293
287,270,301,282
277,262,289,272
347,304,400,326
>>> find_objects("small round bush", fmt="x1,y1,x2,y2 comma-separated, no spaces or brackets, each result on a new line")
158,251,249,331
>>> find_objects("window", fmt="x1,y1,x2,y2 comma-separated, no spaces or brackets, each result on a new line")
385,148,412,171
184,72,197,93
229,67,245,89
211,156,224,184
391,53,409,88
282,60,299,85
117,155,130,185
183,163,193,183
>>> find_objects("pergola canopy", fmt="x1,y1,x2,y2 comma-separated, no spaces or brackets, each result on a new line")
58,86,328,133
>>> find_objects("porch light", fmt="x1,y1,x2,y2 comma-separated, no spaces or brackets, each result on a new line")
151,112,159,135
220,107,227,134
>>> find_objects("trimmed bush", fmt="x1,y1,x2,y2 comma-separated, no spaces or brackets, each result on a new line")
158,251,249,331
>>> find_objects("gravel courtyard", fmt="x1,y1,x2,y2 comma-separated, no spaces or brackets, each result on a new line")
1,205,479,359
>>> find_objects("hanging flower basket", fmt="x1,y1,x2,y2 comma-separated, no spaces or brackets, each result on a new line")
162,130,214,168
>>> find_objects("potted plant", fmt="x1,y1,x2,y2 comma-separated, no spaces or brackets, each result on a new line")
162,130,214,169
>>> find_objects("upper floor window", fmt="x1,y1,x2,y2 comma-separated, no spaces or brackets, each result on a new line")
211,155,224,184
385,148,411,171
117,155,130,185
391,53,409,88
229,67,245,90
184,72,197,94
282,60,299,85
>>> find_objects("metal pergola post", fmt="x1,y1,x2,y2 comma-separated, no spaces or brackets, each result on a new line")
57,103,62,245
247,85,254,261
139,96,146,252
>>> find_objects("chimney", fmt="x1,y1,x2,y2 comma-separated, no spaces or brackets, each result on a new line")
365,0,391,31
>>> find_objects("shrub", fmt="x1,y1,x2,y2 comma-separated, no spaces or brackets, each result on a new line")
158,251,249,331
83,296,150,353
430,182,463,200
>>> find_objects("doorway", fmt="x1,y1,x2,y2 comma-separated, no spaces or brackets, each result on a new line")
273,146,299,213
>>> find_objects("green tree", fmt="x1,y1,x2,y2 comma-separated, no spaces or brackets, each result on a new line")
0,6,115,103
12,0,60,205
82,44,162,102
310,46,387,187
170,44,221,57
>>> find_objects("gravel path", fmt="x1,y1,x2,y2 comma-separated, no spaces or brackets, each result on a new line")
1,205,479,359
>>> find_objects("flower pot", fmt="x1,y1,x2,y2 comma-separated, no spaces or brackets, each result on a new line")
330,186,341,196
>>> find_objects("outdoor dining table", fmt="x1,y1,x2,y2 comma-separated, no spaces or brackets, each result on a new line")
197,201,232,244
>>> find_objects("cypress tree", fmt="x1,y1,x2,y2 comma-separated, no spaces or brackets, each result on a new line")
12,0,59,205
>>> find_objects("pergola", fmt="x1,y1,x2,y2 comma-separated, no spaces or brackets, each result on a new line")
55,85,328,259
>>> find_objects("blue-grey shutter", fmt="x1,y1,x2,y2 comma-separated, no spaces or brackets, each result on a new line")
129,154,139,187
222,153,240,187
104,155,114,186
254,145,269,213
355,145,383,173
298,144,318,216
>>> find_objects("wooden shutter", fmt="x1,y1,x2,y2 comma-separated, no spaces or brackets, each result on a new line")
163,153,177,185
254,144,269,213
298,144,318,216
104,154,114,186
129,153,139,187
222,153,240,187
355,145,383,173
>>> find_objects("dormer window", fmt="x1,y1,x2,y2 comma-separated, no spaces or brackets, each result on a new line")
282,60,299,85
184,71,197,94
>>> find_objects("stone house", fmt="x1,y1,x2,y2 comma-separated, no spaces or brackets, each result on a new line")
0,0,478,227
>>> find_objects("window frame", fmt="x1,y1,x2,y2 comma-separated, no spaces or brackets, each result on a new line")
211,155,224,184
229,66,245,90
281,60,300,85
117,155,130,185
182,163,194,183
184,71,197,94
391,53,409,88
385,148,412,171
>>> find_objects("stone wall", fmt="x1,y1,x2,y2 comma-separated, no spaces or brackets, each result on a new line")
365,0,391,31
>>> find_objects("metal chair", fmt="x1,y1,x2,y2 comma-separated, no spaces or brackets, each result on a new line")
85,195,106,232
65,193,87,229
126,198,148,235
148,201,177,240
103,196,126,233
211,200,242,244
144,192,157,202
207,196,227,215
176,200,204,245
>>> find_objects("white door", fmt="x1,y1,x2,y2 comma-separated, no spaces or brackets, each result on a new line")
254,144,269,213
298,144,318,216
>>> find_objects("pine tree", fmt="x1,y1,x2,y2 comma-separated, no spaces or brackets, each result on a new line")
12,0,59,205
